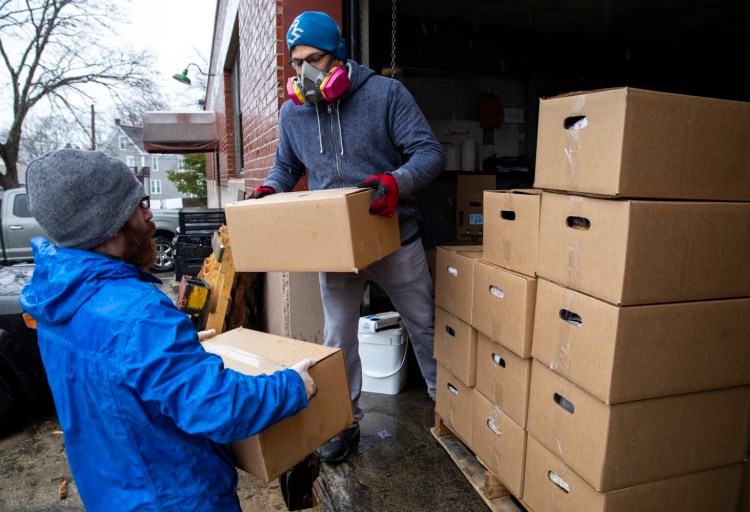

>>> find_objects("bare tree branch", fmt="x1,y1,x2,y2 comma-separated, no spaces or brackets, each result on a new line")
0,0,160,189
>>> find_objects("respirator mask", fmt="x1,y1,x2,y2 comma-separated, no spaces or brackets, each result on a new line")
287,60,350,105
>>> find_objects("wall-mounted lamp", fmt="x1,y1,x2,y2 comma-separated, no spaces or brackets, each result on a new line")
172,63,210,85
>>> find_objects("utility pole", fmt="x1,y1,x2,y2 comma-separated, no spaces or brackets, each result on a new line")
90,105,96,150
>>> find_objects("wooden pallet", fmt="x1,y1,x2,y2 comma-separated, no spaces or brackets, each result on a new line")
432,414,532,512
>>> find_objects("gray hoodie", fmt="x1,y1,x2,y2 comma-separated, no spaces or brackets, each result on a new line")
265,61,446,243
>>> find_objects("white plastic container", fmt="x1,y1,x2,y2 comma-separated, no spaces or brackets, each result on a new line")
358,326,408,395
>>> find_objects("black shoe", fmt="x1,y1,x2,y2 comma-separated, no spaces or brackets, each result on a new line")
316,422,360,464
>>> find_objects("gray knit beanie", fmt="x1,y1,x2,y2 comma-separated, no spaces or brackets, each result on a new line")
26,149,145,249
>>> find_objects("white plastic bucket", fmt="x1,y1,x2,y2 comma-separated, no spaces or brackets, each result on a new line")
358,326,408,395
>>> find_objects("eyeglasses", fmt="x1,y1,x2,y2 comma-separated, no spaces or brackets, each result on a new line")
139,196,150,209
288,52,329,69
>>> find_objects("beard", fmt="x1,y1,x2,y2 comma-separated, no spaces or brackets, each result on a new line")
121,219,158,270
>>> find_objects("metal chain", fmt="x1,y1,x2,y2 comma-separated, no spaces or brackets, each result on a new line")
390,0,397,78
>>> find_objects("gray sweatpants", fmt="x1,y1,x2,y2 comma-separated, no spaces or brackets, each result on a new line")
319,239,437,421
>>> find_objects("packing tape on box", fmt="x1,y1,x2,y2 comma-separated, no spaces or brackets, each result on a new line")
549,286,576,377
551,375,573,460
565,195,586,287
488,406,505,470
487,406,503,437
491,350,505,407
203,343,284,369
500,191,516,269
563,93,589,180
488,282,506,347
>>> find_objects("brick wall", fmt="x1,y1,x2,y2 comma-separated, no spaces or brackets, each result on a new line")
206,0,343,202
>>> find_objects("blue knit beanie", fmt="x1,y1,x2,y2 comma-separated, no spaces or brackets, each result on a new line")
286,11,347,61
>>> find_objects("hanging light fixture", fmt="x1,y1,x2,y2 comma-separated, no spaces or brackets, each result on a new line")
172,63,210,85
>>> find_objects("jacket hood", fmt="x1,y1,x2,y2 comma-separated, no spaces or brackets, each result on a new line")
341,60,374,100
20,238,160,326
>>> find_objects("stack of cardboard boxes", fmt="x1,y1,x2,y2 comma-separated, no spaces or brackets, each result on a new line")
434,187,541,499
434,88,750,511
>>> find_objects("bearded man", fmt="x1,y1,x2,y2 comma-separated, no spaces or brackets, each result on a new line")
20,149,316,511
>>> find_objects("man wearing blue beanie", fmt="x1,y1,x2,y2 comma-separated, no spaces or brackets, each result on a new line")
249,11,445,464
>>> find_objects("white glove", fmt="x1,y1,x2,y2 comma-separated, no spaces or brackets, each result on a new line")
290,358,317,400
197,329,216,341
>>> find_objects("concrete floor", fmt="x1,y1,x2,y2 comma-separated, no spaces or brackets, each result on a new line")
317,377,492,512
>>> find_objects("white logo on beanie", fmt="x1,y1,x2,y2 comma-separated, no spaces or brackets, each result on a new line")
288,18,303,46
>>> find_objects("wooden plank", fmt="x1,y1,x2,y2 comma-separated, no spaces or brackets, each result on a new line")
431,426,529,512
201,226,236,333
434,412,452,436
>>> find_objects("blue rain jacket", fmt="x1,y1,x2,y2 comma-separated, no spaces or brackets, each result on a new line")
20,238,308,511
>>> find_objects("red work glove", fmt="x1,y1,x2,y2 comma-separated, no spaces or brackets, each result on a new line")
248,186,275,199
357,174,399,218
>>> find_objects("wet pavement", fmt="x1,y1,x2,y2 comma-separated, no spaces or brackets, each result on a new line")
320,380,490,512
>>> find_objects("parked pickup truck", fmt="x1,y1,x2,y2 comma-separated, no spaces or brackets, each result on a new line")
0,188,180,272
0,264,46,435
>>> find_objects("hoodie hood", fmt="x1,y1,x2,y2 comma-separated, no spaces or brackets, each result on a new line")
20,238,160,326
341,60,374,100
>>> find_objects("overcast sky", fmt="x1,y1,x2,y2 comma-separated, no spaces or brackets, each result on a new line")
125,0,216,108
0,0,215,131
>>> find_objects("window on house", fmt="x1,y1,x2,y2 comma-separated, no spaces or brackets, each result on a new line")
152,156,159,172
150,180,162,195
119,136,127,150
126,156,135,167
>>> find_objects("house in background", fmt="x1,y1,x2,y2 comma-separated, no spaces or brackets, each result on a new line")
102,119,191,209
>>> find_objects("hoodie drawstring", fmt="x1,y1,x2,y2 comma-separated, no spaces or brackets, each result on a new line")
315,103,323,153
336,100,344,156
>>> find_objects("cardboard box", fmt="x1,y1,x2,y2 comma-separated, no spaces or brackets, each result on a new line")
435,363,474,448
472,390,527,499
456,175,496,240
202,328,353,481
534,87,750,200
434,245,483,324
526,360,750,491
358,311,401,333
532,278,750,404
483,189,541,276
471,259,537,358
433,306,477,387
537,191,750,305
523,435,744,512
225,188,400,273
475,332,531,427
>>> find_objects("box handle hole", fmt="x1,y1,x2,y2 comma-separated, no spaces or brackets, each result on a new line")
548,471,571,493
487,418,501,436
489,285,505,299
553,393,575,413
445,325,456,337
447,266,458,277
566,216,591,230
448,383,459,396
492,353,506,368
559,309,583,327
564,115,587,130
500,210,516,221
